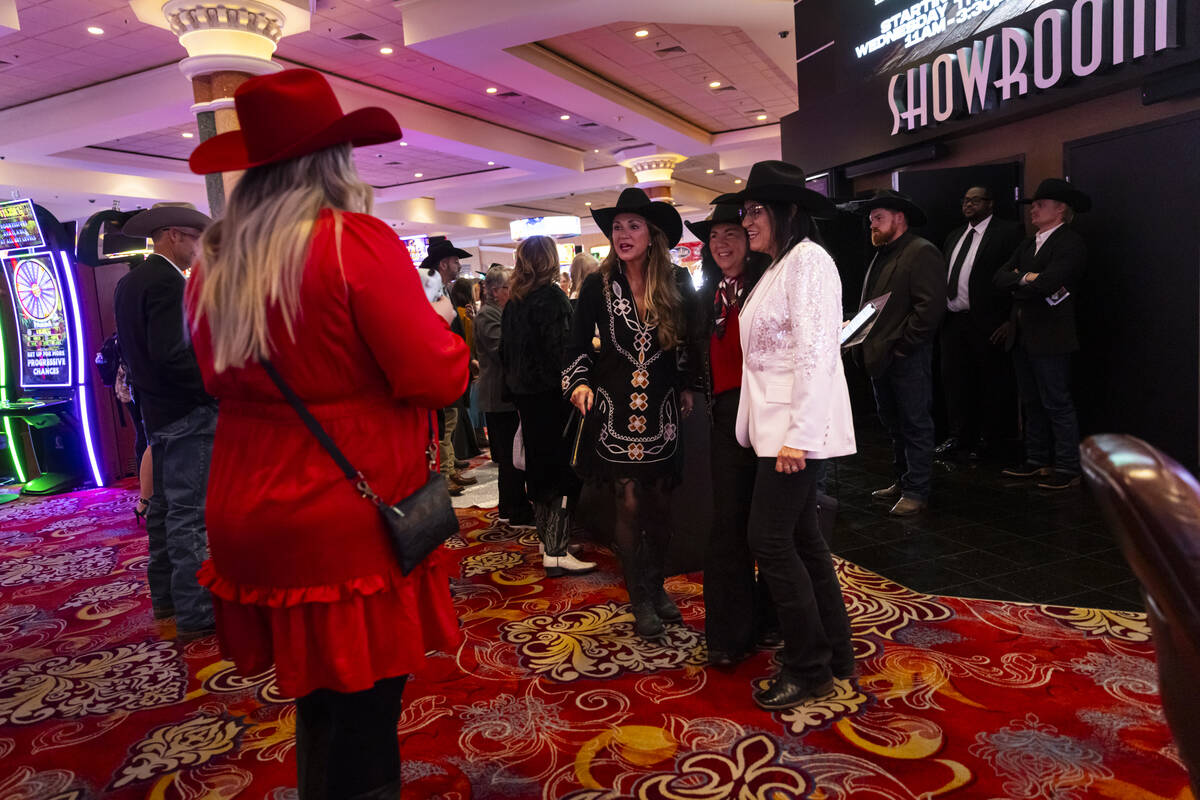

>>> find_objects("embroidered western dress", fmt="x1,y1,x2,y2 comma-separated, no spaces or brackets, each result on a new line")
563,267,695,484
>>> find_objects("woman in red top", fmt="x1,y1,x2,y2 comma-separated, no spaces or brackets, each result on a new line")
687,205,772,668
186,70,468,800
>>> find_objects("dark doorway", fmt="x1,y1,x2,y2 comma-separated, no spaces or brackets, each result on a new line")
897,162,1024,250
1066,112,1200,471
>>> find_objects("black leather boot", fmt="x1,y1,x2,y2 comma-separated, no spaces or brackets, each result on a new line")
619,541,663,639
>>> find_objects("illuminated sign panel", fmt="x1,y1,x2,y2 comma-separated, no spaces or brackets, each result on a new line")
2,254,72,389
510,216,582,242
0,199,45,251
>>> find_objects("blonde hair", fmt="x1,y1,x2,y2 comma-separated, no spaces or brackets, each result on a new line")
192,144,372,372
569,252,599,297
600,223,682,350
509,236,559,301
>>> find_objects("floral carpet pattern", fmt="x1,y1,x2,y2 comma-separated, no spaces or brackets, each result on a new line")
0,482,1193,799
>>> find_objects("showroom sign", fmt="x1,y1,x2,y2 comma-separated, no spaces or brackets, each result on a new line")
887,0,1180,134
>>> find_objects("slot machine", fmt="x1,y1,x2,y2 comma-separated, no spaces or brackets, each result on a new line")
0,198,105,496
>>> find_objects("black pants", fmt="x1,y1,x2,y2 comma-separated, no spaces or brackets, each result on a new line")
940,311,1014,446
1012,346,1080,474
747,457,853,685
512,390,581,506
485,410,532,522
704,390,774,655
294,675,407,800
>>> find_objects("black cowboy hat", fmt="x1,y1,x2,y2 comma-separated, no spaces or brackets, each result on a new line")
591,187,683,248
419,238,471,273
859,189,928,227
684,204,743,243
1018,178,1092,213
711,160,838,219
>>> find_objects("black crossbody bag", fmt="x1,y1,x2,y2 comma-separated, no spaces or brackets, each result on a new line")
261,361,460,576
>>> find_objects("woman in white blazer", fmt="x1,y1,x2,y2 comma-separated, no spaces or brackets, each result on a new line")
711,160,857,711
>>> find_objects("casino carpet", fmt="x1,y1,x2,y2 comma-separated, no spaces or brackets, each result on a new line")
0,482,1193,800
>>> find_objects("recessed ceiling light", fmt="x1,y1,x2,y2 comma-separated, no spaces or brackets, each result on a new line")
734,179,743,184
705,168,714,174
593,149,600,153
635,29,649,38
756,114,768,121
87,26,104,35
584,202,592,206
709,81,722,88
414,172,424,178
182,132,194,139
379,46,394,55
399,141,408,146
487,161,495,166
559,114,571,121
486,87,498,94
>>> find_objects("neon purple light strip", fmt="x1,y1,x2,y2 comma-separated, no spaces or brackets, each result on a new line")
59,250,104,487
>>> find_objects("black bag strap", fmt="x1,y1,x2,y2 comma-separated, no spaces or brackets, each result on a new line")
261,360,436,507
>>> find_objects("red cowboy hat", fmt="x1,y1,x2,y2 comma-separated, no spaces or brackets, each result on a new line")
189,69,402,175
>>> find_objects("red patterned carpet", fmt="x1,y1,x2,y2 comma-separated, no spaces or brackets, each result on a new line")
0,481,1193,799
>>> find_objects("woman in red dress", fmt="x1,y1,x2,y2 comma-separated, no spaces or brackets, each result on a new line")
186,69,468,800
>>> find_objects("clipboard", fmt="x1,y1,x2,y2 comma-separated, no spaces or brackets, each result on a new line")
841,291,891,349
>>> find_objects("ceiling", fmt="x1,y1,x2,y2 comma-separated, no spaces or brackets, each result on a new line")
0,0,795,242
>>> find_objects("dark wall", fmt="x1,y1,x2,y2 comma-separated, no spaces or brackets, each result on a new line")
1066,112,1200,469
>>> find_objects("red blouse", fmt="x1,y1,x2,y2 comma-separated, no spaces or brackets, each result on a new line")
710,310,744,396
187,210,469,696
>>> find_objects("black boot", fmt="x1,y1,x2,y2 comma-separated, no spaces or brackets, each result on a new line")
643,529,681,623
619,540,663,639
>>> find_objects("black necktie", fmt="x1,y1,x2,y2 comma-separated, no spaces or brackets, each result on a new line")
947,228,975,300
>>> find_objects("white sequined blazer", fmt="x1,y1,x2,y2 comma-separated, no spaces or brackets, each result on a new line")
735,239,856,460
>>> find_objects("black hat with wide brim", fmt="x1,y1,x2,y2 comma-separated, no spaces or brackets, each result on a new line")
419,239,472,272
859,189,928,227
711,160,838,219
1018,178,1092,212
684,204,743,242
591,187,684,248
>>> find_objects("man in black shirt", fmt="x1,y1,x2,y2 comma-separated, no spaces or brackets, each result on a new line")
114,203,215,639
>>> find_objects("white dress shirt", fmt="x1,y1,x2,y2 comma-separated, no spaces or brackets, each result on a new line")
945,214,992,313
1034,222,1063,255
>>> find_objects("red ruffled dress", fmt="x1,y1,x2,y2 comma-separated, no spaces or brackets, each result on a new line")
187,210,469,698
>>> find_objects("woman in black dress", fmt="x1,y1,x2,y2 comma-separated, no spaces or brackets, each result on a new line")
503,236,597,577
565,188,696,639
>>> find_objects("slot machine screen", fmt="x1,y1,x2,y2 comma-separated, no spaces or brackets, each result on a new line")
0,199,45,252
2,253,72,389
402,235,429,266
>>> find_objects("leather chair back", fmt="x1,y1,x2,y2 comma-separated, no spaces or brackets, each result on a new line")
1081,434,1200,796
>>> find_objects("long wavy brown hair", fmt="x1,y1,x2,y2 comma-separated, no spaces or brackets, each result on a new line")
600,222,682,350
509,235,559,301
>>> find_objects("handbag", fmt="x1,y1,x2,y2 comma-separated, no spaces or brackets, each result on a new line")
261,361,460,576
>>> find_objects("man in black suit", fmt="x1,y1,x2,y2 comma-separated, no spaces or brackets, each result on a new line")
936,186,1025,459
859,191,947,515
994,179,1090,490
114,203,216,639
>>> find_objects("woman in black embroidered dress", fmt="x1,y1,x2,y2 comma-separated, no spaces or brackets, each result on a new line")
564,188,696,639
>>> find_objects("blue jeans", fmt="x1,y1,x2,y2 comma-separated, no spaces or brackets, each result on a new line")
1012,347,1080,475
872,342,935,501
146,404,217,632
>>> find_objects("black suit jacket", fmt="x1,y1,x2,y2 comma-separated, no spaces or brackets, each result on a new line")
113,254,214,434
859,231,947,377
942,216,1025,333
993,225,1086,355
